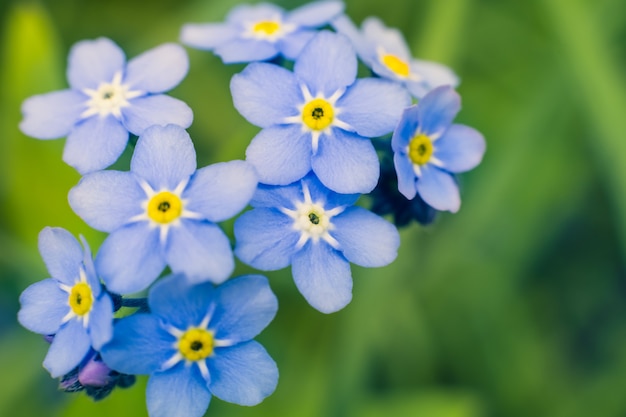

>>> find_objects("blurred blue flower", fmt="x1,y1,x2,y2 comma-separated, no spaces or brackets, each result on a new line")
69,124,258,294
333,15,459,99
231,30,411,194
234,174,400,313
392,86,486,212
19,38,192,174
100,274,279,417
17,227,113,378
181,1,344,63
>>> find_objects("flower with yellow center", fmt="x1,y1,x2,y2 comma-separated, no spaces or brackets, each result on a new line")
381,53,410,78
60,268,96,327
246,18,296,42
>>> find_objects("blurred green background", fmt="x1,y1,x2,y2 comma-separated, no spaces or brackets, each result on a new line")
1,0,625,416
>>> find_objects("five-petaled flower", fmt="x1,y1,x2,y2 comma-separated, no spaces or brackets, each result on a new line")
68,124,258,294
100,274,279,417
19,37,192,174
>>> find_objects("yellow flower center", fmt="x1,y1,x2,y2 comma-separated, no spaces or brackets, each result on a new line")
253,21,280,35
147,191,183,224
382,54,410,77
302,99,334,131
408,134,434,165
68,282,93,316
178,328,214,361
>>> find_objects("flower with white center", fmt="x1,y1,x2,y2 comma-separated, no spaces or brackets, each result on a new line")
180,1,344,63
100,274,278,417
17,227,113,378
234,174,400,313
68,124,258,294
19,37,192,174
392,86,486,212
231,30,411,194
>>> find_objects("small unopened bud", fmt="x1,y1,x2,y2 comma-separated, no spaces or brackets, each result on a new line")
78,357,112,387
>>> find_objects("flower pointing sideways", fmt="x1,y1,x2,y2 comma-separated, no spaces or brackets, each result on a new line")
19,38,192,174
234,174,400,313
181,1,344,63
100,274,278,417
68,124,258,294
392,86,486,212
231,30,411,194
17,227,113,378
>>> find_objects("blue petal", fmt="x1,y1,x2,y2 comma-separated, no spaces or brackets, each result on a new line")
38,227,82,285
95,222,165,294
291,241,352,313
130,124,196,191
18,279,67,335
286,1,344,27
251,181,302,209
122,95,193,136
417,86,460,137
226,3,284,23
68,171,145,233
209,341,278,406
245,125,312,185
63,115,129,174
231,63,301,128
407,59,460,99
391,105,419,152
100,314,175,375
88,295,113,350
184,161,258,223
215,39,279,63
210,275,277,343
164,220,234,285
415,165,460,212
180,23,238,50
80,236,99,295
331,15,370,62
434,124,486,173
43,319,91,378
277,30,316,60
332,207,400,267
67,38,126,90
124,43,188,93
303,173,361,209
312,130,379,194
393,152,417,200
294,31,357,97
361,17,411,61
234,208,299,271
147,366,211,417
337,78,411,137
19,90,85,139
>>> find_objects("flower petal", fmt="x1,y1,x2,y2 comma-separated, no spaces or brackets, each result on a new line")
226,3,284,23
63,115,129,174
417,86,460,137
407,59,459,99
277,30,316,60
18,279,67,335
391,104,419,152
332,207,399,267
291,241,352,313
19,90,86,139
361,17,411,61
337,78,410,137
231,63,301,128
251,181,302,209
124,43,188,93
415,165,460,212
184,161,258,223
303,173,361,209
130,124,196,191
209,341,278,406
38,227,82,285
312,130,379,194
147,366,211,417
43,319,91,378
211,275,277,343
88,295,113,350
180,23,238,50
215,39,279,63
393,152,417,200
246,125,312,185
164,220,234,285
286,1,344,27
294,31,357,97
67,38,126,90
95,222,165,294
434,124,486,173
234,208,299,270
123,95,193,136
69,171,145,233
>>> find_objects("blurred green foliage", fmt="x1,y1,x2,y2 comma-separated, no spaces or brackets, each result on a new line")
0,0,625,416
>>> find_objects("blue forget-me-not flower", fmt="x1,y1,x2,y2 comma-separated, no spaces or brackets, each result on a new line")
231,30,411,194
100,274,279,417
18,227,113,378
181,1,344,63
19,38,192,174
392,86,486,212
68,124,258,294
234,174,400,313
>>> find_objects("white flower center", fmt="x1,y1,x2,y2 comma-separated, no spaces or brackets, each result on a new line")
81,71,143,119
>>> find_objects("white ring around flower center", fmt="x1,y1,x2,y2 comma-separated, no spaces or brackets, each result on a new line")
81,71,143,119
